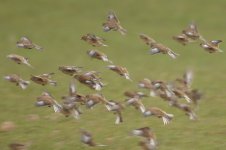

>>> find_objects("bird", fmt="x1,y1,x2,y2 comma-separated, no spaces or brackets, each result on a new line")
131,127,157,150
35,91,60,109
171,100,197,120
30,73,57,86
172,33,194,45
102,11,127,35
7,54,33,68
200,40,223,53
58,66,82,76
87,49,113,63
139,34,156,46
73,71,104,91
185,89,203,107
138,78,156,97
107,65,132,81
81,33,107,47
125,97,146,113
16,36,43,50
4,74,30,89
149,42,179,59
124,90,148,99
106,100,124,124
80,129,106,147
85,93,110,110
8,142,27,150
61,79,86,105
143,107,174,125
182,22,206,42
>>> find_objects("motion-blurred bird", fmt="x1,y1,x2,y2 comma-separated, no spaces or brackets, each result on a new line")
80,129,106,147
125,97,146,113
182,22,206,42
200,40,223,53
102,11,127,35
9,142,27,150
30,73,56,86
73,71,104,91
16,36,43,50
171,100,197,120
81,33,107,47
138,78,156,96
132,127,157,150
124,91,147,99
138,139,157,150
36,91,59,109
149,42,179,59
87,49,113,63
4,74,30,89
7,54,33,68
143,107,174,125
59,66,82,76
106,100,124,124
139,34,156,46
107,65,132,81
85,93,110,110
172,33,194,45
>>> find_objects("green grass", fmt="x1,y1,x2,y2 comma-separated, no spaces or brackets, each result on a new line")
1,0,226,149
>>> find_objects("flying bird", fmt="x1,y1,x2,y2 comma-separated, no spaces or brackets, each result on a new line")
16,36,43,50
4,74,30,89
102,11,127,35
7,54,33,68
80,129,106,147
30,73,56,86
200,40,223,53
81,33,107,47
106,100,124,124
139,34,156,46
172,33,194,45
143,107,174,125
58,65,82,76
107,65,132,81
73,71,104,91
87,49,113,63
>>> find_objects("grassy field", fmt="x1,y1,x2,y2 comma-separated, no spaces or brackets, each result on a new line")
1,0,226,149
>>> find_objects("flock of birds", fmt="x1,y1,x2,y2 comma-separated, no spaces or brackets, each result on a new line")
4,10,223,150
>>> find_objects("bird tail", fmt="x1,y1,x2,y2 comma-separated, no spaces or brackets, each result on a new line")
115,112,123,124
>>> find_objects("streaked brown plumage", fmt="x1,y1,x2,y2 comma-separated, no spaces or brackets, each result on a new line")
149,42,179,59
143,107,174,125
30,73,56,86
172,33,194,45
7,54,33,68
139,34,156,46
102,11,127,35
36,91,56,107
85,93,110,110
81,33,107,47
124,91,147,99
16,36,43,50
200,40,223,53
87,49,113,63
107,65,132,81
58,65,82,76
4,74,30,89
125,97,145,113
182,22,205,41
73,71,104,91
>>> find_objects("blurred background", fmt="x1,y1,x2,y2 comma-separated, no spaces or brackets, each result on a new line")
0,0,226,149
